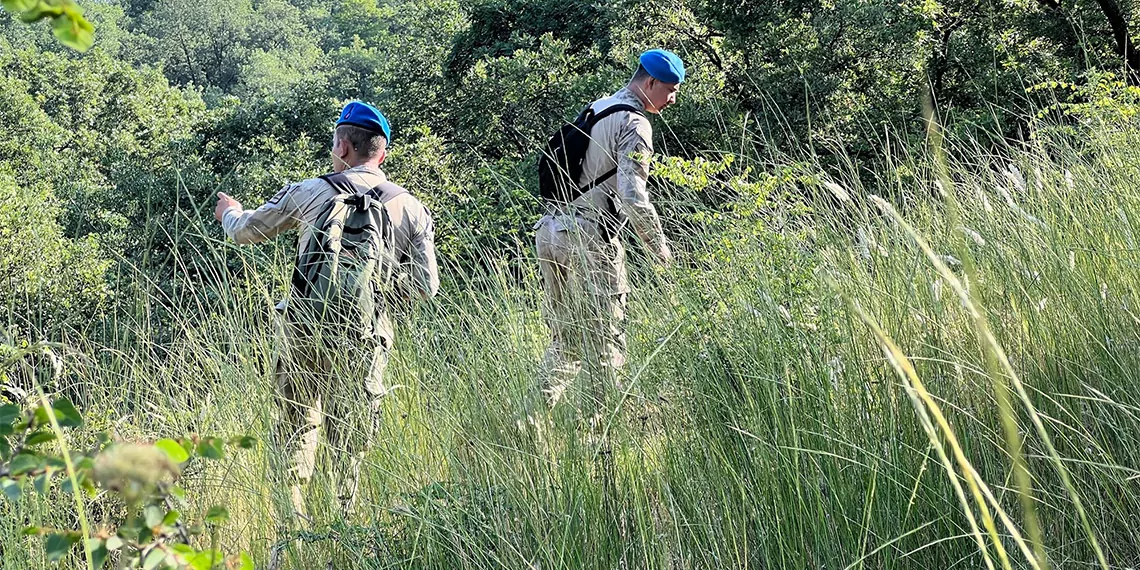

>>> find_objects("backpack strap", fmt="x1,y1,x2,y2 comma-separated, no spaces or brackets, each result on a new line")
576,103,645,192
319,172,410,204
584,103,644,129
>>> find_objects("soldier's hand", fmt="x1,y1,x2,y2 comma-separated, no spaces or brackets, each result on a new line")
214,192,242,222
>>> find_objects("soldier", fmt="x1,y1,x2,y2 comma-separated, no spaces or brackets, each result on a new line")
213,101,439,520
534,49,684,415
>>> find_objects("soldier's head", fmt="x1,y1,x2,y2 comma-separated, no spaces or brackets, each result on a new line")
332,101,391,172
629,49,685,114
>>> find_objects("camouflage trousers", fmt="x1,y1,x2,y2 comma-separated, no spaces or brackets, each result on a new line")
535,215,629,415
273,315,389,516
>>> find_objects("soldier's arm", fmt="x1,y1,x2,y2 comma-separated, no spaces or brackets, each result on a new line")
220,184,303,245
615,115,671,263
406,210,440,299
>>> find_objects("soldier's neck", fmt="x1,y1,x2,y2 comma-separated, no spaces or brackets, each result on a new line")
622,84,652,111
342,159,384,172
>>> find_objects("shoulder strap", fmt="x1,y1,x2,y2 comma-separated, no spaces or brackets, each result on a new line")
319,172,358,195
573,104,646,192
319,172,409,204
585,103,644,128
373,181,409,204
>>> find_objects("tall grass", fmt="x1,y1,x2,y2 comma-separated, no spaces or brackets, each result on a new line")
4,117,1140,569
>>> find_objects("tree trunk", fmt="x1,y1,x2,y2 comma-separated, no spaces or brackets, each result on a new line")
1093,0,1140,84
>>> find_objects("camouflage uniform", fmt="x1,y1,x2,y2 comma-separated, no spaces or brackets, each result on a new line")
534,87,669,410
222,165,438,510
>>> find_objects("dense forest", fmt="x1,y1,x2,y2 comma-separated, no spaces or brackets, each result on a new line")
5,0,1140,569
4,0,1140,333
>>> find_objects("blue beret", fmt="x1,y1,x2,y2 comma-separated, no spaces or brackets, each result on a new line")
639,49,686,84
337,101,391,142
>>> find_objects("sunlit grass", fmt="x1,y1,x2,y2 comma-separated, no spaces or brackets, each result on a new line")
4,118,1140,569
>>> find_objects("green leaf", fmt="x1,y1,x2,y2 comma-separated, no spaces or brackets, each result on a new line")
142,548,166,570
25,431,56,445
196,437,224,460
51,11,94,52
19,2,61,22
137,524,153,545
240,552,255,570
32,406,48,427
9,452,40,476
45,532,78,562
105,535,123,551
162,509,181,526
0,403,19,426
0,0,37,14
22,525,40,535
90,544,108,569
155,439,189,463
230,435,257,449
144,505,164,528
50,398,83,428
187,551,223,570
204,505,229,525
0,436,10,460
33,473,50,494
2,478,22,501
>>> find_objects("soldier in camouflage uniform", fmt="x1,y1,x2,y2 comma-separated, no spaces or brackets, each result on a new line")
534,50,684,415
213,102,438,519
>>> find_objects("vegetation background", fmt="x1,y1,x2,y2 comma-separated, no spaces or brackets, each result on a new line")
3,0,1140,568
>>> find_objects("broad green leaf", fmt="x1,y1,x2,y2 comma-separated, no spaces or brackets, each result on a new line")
204,505,229,524
187,550,223,570
25,431,56,446
230,435,256,449
240,552,255,570
0,403,19,426
105,535,124,551
22,525,40,535
45,533,77,562
9,452,40,476
2,478,22,501
144,505,164,528
0,436,10,460
171,544,195,556
0,0,37,14
33,473,50,494
155,439,189,463
18,3,61,23
51,12,94,52
142,548,166,570
196,437,224,460
162,509,181,526
50,398,83,428
90,544,109,569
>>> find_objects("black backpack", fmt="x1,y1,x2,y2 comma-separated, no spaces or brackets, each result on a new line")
537,103,644,206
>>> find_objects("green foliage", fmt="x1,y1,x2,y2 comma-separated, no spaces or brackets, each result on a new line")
0,339,256,569
0,171,111,331
1,0,93,51
445,0,614,80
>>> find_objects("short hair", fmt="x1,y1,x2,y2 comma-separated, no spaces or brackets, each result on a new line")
334,124,387,158
631,63,653,83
